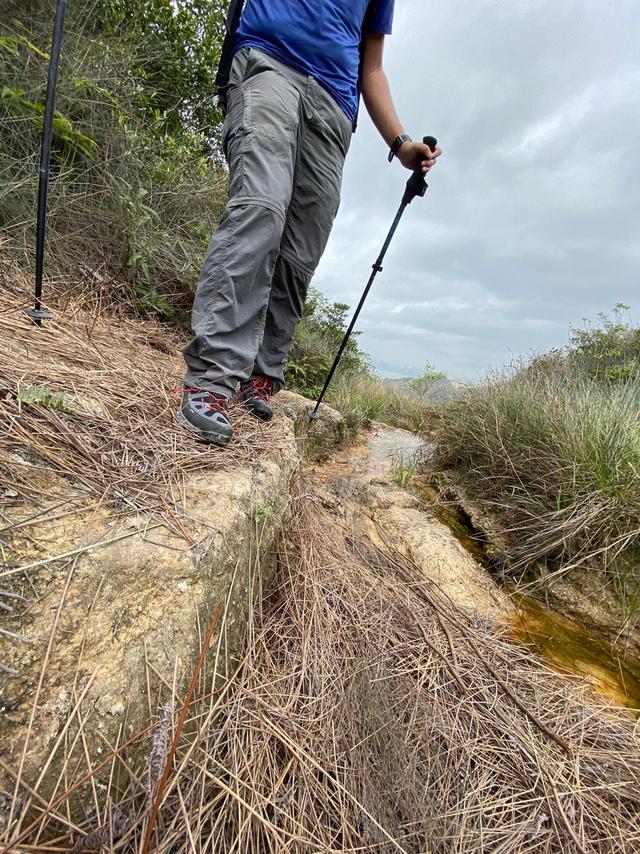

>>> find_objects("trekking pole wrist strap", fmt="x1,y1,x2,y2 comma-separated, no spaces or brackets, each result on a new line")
388,134,412,162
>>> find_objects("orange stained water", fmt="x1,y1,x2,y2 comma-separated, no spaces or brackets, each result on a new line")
511,595,640,713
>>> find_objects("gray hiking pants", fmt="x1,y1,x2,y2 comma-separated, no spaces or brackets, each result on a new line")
183,47,352,396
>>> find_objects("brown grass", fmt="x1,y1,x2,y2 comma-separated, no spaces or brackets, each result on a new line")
0,257,284,530
3,476,639,852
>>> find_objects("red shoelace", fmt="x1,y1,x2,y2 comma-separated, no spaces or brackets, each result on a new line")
240,376,273,402
174,387,229,416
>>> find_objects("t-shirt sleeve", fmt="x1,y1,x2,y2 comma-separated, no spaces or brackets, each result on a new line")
364,0,395,35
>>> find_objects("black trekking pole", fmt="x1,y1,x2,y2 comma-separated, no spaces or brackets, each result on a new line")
24,0,68,326
309,135,438,420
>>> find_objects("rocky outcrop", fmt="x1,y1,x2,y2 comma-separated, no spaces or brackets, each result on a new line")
0,271,350,821
0,391,345,813
311,425,513,622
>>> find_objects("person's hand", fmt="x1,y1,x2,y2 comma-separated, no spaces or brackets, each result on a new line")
397,139,442,173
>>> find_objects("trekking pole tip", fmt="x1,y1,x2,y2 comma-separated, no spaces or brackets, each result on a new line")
24,308,53,325
308,408,320,421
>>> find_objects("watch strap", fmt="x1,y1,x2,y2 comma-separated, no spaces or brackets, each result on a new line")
388,134,412,162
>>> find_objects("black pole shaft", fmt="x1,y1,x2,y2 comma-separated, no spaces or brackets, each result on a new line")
308,135,436,420
310,199,408,415
31,0,68,325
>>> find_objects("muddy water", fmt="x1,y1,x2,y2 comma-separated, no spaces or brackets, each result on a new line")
365,425,640,712
511,596,640,711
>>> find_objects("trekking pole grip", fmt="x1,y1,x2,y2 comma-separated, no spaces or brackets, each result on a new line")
423,135,438,154
402,135,438,205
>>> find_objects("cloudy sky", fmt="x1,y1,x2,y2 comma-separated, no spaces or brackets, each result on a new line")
312,0,640,381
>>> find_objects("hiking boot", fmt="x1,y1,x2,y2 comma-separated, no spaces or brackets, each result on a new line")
177,388,233,446
237,375,274,422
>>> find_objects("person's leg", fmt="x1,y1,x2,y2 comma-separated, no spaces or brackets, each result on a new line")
182,48,304,398
252,78,353,391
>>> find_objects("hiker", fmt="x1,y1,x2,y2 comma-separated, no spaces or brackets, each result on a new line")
179,0,442,446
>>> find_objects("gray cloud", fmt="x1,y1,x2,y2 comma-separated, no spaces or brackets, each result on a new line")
312,0,640,380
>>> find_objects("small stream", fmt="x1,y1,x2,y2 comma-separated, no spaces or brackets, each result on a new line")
365,426,427,473
511,595,640,710
365,425,640,712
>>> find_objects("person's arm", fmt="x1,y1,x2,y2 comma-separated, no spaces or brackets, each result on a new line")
360,32,442,173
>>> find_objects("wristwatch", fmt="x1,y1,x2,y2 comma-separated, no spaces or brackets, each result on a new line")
388,134,412,162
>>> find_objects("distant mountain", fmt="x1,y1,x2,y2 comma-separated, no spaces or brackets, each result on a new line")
383,376,469,404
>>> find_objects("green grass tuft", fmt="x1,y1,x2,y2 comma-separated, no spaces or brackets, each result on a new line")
17,384,69,411
390,453,417,488
432,309,640,600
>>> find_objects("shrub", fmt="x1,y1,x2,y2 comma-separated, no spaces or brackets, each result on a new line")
0,0,227,318
286,289,372,399
568,303,640,381
409,362,446,396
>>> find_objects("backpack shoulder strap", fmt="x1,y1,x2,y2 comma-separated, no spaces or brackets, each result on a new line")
354,0,378,132
215,0,246,96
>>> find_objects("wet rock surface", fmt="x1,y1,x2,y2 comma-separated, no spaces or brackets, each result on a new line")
432,475,640,665
542,566,640,660
312,424,513,621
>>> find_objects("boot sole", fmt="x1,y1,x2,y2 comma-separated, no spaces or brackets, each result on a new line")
176,409,233,447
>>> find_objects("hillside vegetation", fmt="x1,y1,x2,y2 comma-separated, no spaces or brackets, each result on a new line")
289,290,434,432
2,8,640,849
1,0,227,320
432,306,640,608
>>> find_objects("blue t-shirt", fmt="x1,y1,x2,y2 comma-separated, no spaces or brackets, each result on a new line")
235,0,395,122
